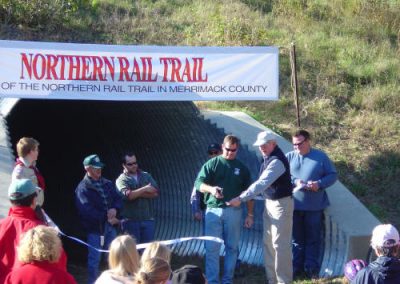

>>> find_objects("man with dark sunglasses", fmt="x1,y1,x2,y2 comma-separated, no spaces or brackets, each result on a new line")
286,129,337,280
195,135,252,284
115,152,159,244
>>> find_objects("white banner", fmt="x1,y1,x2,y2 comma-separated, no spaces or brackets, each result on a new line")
0,40,278,101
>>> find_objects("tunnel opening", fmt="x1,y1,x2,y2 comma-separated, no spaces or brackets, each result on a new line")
5,99,262,265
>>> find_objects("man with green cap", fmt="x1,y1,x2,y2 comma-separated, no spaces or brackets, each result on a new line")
0,179,67,283
75,154,122,284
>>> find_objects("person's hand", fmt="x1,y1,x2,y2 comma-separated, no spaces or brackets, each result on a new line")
244,215,254,228
194,212,203,221
211,186,224,199
307,181,319,192
107,208,117,219
145,183,157,192
226,197,241,207
144,184,159,196
295,179,306,187
108,217,120,225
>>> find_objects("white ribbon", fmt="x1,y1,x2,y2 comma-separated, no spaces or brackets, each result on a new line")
44,212,223,253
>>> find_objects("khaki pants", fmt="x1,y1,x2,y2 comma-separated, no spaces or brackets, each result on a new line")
263,196,294,284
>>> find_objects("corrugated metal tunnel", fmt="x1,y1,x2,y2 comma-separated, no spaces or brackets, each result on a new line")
5,99,264,266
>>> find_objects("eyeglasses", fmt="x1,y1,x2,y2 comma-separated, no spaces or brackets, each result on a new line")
293,139,306,147
125,162,137,166
224,147,237,152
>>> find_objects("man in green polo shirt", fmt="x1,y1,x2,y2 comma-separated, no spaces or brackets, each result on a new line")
195,135,253,284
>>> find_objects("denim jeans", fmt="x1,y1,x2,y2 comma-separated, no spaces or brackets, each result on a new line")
292,210,323,277
87,222,117,284
121,219,155,244
205,207,242,284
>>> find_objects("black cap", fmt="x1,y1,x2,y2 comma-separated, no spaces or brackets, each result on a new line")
207,143,221,154
171,265,206,284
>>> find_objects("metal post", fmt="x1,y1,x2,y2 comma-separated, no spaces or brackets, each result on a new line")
290,42,301,128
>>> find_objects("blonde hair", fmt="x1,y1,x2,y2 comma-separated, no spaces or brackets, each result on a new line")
141,242,171,264
18,225,61,263
134,257,171,284
16,137,39,158
108,235,140,276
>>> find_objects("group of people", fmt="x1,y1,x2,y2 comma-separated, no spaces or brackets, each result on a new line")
0,130,398,284
94,236,207,284
0,137,209,284
193,130,337,284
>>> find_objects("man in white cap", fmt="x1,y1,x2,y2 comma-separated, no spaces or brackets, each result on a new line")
228,130,293,284
352,224,400,284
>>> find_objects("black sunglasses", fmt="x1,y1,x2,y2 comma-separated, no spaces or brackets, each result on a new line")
126,162,137,166
293,139,306,147
224,147,237,153
208,151,219,155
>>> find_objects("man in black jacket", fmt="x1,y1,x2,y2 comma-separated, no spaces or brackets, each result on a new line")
352,224,400,284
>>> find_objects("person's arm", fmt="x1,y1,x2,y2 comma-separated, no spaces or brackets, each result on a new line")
199,183,223,198
244,200,254,228
11,164,24,180
318,154,338,188
142,173,159,198
75,186,104,224
195,159,223,199
109,181,122,211
240,159,285,202
106,182,122,225
227,159,285,206
190,186,202,220
116,175,158,201
131,172,159,199
286,152,305,187
307,153,338,192
129,184,158,199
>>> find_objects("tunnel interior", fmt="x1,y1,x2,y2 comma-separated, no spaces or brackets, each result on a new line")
5,99,263,264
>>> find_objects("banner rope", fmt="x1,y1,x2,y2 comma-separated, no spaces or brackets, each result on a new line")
44,212,223,253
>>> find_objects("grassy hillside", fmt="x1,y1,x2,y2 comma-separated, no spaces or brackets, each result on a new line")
1,0,399,281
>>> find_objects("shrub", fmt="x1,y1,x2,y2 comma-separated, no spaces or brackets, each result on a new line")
0,0,90,29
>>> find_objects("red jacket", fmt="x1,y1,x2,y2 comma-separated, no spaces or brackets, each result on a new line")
4,261,76,284
0,206,67,283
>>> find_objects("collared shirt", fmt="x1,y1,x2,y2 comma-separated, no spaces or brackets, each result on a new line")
115,169,158,221
195,156,251,208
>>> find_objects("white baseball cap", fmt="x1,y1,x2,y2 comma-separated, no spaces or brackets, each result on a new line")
253,131,277,146
370,224,400,248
